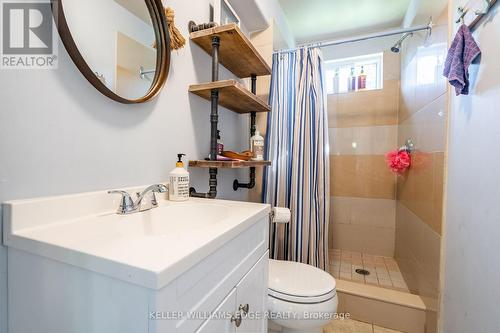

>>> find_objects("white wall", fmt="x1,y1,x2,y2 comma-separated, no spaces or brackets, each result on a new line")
322,35,398,61
0,1,289,331
442,1,500,332
254,0,295,49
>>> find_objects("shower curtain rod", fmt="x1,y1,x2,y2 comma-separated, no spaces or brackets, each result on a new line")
276,20,433,53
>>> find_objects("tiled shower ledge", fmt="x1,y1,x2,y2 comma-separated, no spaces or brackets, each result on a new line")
329,249,410,293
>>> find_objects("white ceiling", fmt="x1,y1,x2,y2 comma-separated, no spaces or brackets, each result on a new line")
278,0,413,44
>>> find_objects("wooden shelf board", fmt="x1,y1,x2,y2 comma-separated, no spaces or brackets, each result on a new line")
190,23,271,78
189,80,271,114
189,160,271,169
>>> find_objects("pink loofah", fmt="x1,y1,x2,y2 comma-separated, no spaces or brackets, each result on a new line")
386,150,411,174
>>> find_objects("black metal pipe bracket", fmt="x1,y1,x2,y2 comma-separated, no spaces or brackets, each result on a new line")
234,75,259,191
190,36,221,199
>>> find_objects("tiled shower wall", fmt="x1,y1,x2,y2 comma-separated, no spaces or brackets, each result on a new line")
395,7,448,304
328,52,400,256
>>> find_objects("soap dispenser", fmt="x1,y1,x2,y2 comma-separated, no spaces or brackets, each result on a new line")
250,129,265,161
169,154,190,201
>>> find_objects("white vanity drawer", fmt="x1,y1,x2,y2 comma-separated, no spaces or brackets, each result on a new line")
195,289,237,333
150,217,269,333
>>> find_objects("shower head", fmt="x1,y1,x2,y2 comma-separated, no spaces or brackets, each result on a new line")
390,44,401,53
390,32,413,53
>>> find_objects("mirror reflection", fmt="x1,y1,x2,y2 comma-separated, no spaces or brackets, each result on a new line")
62,0,157,100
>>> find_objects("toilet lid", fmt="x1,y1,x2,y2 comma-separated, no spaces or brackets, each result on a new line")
268,259,336,303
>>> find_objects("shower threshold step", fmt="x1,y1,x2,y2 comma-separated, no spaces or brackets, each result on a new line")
334,279,438,333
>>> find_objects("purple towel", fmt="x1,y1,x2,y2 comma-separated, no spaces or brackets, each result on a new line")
443,24,481,96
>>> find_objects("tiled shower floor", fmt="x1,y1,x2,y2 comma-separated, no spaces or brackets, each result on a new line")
328,249,410,293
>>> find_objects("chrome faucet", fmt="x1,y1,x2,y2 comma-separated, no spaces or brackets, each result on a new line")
108,184,167,215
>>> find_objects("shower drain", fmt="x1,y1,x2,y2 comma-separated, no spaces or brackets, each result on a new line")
355,268,371,276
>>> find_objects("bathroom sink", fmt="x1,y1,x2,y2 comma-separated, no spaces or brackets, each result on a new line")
139,203,230,236
3,192,270,289
95,202,231,238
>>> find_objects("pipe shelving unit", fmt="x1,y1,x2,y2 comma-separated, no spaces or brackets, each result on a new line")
188,23,272,198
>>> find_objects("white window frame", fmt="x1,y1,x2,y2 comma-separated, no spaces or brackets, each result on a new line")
325,52,384,94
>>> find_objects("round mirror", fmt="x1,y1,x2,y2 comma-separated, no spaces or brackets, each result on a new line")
51,0,170,103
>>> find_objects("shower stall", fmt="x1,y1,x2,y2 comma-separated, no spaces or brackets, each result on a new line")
324,8,449,333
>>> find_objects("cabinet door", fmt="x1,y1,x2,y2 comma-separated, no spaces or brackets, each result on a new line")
195,288,237,333
235,252,268,333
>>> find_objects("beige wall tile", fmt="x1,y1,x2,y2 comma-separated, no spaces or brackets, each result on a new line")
395,202,441,299
397,152,445,235
328,79,399,128
327,93,340,126
398,95,447,153
329,125,397,155
331,197,396,228
383,51,401,81
328,51,401,129
394,11,447,331
332,223,395,257
330,155,396,199
398,12,448,123
328,52,400,258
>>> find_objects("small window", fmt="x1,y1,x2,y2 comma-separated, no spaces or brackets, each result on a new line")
325,53,384,94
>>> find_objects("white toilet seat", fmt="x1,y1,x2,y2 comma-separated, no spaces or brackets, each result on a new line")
268,259,336,302
268,288,336,304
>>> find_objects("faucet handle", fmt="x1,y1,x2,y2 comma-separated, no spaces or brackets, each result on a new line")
135,191,157,211
108,190,135,215
150,184,168,207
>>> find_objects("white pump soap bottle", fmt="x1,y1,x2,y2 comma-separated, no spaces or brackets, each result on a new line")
250,129,264,161
169,153,190,201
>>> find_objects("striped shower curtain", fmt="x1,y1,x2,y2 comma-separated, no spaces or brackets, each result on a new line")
263,47,330,270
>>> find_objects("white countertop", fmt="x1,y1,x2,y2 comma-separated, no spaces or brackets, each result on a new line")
3,191,270,290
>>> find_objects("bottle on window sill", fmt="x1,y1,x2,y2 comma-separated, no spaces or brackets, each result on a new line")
348,67,356,92
358,66,367,90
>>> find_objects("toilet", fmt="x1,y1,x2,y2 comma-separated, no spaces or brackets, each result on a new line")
268,259,338,333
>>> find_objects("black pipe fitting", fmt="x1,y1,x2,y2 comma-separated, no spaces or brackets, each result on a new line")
233,167,256,190
190,37,221,199
234,74,259,191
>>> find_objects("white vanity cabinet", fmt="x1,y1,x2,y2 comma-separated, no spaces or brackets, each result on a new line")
4,195,271,333
196,253,268,333
149,218,269,333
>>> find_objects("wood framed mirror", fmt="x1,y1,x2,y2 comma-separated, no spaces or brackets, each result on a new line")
50,0,170,104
